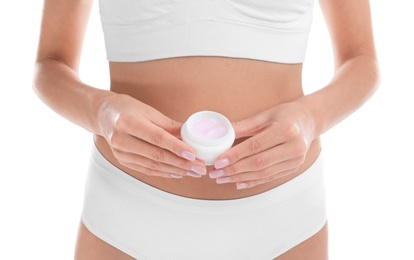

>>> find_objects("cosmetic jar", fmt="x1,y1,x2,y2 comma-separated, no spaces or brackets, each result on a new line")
181,111,235,165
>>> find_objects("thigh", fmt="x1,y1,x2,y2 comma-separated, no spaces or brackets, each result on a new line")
276,222,329,260
74,220,135,260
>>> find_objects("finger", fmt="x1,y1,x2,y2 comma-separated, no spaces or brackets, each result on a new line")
235,168,298,190
214,158,301,186
120,161,184,179
211,144,297,178
122,115,197,162
112,136,206,175
213,124,286,169
116,151,204,178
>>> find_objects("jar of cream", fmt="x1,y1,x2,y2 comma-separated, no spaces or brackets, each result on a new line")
181,111,235,165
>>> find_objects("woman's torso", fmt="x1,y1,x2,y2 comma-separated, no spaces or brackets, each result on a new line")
95,56,321,200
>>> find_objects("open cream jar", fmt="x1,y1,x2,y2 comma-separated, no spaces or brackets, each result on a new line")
181,111,235,165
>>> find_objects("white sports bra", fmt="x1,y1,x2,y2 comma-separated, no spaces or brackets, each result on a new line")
98,0,315,63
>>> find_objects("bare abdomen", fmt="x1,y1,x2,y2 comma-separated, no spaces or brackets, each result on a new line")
94,56,321,199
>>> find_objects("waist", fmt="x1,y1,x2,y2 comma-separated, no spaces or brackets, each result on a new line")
95,135,320,199
108,56,304,121
96,56,320,199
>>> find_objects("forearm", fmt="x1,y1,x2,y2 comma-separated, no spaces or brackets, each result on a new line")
299,54,380,139
33,57,116,135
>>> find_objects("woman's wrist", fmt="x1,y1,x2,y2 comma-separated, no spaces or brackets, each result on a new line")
93,90,125,138
290,96,320,143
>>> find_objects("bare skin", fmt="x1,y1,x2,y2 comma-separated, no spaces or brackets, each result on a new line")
94,58,322,200
33,0,379,259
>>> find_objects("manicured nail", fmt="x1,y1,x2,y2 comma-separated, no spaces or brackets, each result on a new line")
170,174,183,179
216,176,232,184
214,158,229,169
209,169,225,179
237,183,249,190
187,171,202,178
181,151,196,161
191,165,207,175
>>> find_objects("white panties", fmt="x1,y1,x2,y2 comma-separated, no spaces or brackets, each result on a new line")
82,144,326,260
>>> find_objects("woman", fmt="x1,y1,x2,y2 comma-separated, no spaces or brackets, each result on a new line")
33,0,380,259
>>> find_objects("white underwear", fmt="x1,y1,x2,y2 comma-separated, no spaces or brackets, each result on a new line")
81,144,326,260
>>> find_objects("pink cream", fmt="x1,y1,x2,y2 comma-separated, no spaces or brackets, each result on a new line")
190,117,228,140
181,111,235,165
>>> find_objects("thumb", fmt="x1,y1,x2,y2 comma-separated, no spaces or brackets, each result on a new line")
232,113,270,139
147,110,183,139
161,118,183,139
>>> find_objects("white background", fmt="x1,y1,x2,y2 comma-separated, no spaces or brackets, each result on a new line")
1,1,413,259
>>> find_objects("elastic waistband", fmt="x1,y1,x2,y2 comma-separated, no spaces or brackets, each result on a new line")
90,144,324,215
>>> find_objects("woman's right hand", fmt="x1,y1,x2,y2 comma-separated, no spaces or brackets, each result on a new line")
97,94,207,179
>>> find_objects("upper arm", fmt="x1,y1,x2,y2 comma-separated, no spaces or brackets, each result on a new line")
319,0,377,68
36,0,94,71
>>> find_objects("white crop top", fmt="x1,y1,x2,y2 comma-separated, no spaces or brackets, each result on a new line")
98,0,315,63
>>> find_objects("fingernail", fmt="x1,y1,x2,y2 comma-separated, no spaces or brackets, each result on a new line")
214,158,229,169
237,183,249,190
191,165,206,175
216,176,232,184
181,151,196,161
170,173,183,179
187,171,202,178
209,169,225,179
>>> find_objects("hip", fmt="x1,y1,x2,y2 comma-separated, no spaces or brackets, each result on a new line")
81,142,326,259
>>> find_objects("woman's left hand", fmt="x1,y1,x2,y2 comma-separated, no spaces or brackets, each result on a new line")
209,101,316,189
